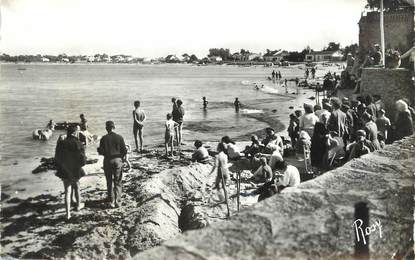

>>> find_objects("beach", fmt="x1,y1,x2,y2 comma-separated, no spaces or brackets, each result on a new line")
0,63,344,258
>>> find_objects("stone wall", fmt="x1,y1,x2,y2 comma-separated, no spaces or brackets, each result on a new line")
136,135,415,259
359,10,414,52
360,68,413,117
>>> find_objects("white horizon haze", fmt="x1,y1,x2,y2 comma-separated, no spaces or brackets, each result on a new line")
0,0,366,58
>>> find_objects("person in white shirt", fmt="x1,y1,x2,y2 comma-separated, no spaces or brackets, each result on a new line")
299,103,319,137
276,161,300,189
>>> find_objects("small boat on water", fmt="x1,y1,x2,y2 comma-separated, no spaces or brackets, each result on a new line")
17,68,27,71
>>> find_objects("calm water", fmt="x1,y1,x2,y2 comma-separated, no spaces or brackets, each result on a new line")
0,63,305,171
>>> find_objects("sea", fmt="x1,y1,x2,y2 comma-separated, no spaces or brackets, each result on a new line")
0,63,333,188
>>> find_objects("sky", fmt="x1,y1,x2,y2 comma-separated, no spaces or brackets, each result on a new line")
0,0,367,57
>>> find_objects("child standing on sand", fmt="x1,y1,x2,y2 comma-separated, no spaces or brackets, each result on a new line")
165,113,178,157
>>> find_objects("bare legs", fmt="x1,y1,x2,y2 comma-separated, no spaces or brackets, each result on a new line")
133,127,144,152
63,181,83,220
175,123,183,145
164,137,174,157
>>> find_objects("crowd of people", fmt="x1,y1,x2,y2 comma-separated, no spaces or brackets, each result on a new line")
288,95,414,170
52,89,414,220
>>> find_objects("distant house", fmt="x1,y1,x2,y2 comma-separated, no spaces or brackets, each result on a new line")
248,53,262,61
305,50,343,62
209,56,223,62
102,56,111,63
41,57,50,62
61,58,70,63
263,50,289,62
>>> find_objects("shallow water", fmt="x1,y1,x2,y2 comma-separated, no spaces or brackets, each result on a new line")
0,63,327,186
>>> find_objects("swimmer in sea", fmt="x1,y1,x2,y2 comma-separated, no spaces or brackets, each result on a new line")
234,98,241,112
202,96,208,110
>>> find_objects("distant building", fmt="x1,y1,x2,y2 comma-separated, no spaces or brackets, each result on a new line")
263,50,289,62
359,9,414,53
102,56,111,63
61,58,70,63
209,56,222,62
41,57,50,62
305,50,343,62
248,53,263,61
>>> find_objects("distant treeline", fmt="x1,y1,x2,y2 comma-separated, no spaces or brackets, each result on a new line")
1,42,359,64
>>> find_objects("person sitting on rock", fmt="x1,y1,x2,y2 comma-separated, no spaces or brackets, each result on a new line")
261,127,284,156
243,135,261,159
346,130,373,161
253,144,283,174
221,136,244,160
275,161,300,191
252,157,273,183
192,140,210,164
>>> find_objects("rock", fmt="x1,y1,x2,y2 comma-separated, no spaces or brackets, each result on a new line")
8,197,23,204
135,136,415,259
178,203,208,232
1,192,11,201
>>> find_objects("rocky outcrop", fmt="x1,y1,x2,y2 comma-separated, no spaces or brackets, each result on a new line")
136,136,415,259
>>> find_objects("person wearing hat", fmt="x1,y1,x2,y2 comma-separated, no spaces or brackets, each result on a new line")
97,121,127,208
346,129,373,161
375,109,391,144
55,125,86,220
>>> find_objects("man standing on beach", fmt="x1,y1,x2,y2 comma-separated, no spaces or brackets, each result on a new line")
55,125,86,220
133,100,146,152
98,121,127,208
172,99,185,145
